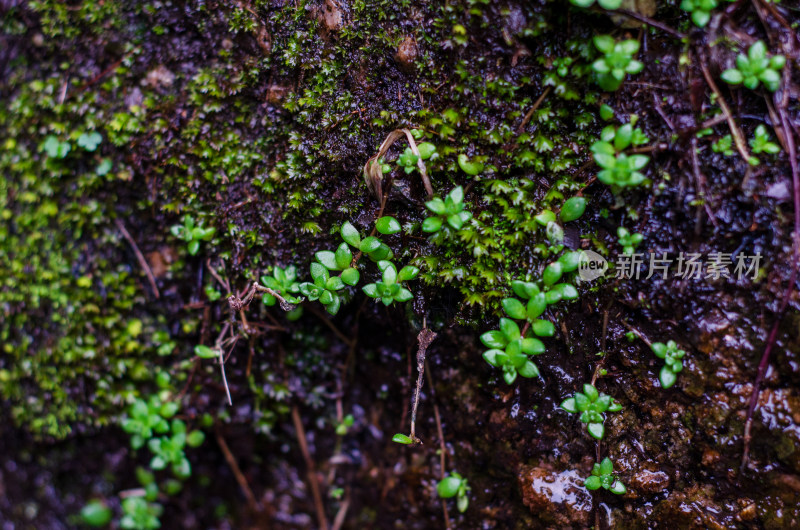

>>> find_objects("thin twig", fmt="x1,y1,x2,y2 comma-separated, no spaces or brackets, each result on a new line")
330,492,350,530
516,86,552,134
698,53,753,163
614,9,687,39
690,137,720,228
292,406,329,530
425,359,452,530
409,329,437,443
215,428,260,511
114,219,160,299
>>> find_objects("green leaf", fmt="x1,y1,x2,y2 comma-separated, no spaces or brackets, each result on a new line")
422,216,443,233
458,154,484,175
543,262,563,286
585,475,602,490
593,35,615,54
520,338,545,355
499,318,520,340
315,251,338,270
81,500,113,527
659,366,678,388
194,345,217,359
398,265,419,282
502,298,527,319
512,281,538,299
599,104,615,121
457,493,469,513
720,69,743,85
417,142,436,159
187,240,200,255
341,221,361,247
587,422,605,440
376,216,402,235
609,481,627,494
651,342,667,358
395,288,413,302
599,457,613,475
532,319,555,337
382,263,397,285
552,283,578,300
392,433,414,444
341,267,360,286
310,262,329,282
518,361,540,378
325,276,345,291
363,283,379,297
561,397,578,413
437,477,462,498
534,209,556,226
360,237,381,252
186,430,205,447
335,243,352,269
480,330,507,349
527,293,547,320
483,349,506,367
425,198,447,215
583,384,599,401
560,197,586,222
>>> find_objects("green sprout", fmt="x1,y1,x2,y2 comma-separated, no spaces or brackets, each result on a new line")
80,500,113,527
712,134,733,156
260,265,303,305
652,340,686,388
147,419,205,479
569,0,622,9
77,131,103,151
457,153,484,175
299,262,347,315
341,221,393,262
422,186,472,235
617,227,643,255
42,135,71,158
121,396,178,449
591,36,644,92
560,383,622,440
585,457,627,494
481,318,545,384
169,216,216,256
680,0,718,27
748,124,781,165
437,472,470,513
560,196,587,223
721,41,785,92
591,122,650,189
335,414,355,436
362,261,419,305
120,496,163,530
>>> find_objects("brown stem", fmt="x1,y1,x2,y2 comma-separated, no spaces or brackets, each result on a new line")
614,9,686,39
114,219,160,299
516,86,552,134
292,406,329,530
215,428,260,512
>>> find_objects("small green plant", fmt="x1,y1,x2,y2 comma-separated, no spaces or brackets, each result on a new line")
147,418,205,479
617,227,643,255
169,216,216,256
651,340,686,388
120,496,163,530
335,414,355,436
299,262,348,315
341,221,393,262
77,131,103,151
591,36,644,92
260,265,303,306
121,396,178,449
680,0,718,27
721,41,785,92
560,196,587,223
569,0,622,9
397,142,436,174
585,457,627,494
712,134,733,156
80,500,113,527
481,318,545,384
42,135,71,158
392,433,417,445
362,261,419,305
560,383,622,440
422,186,472,234
748,124,781,165
436,472,470,513
591,122,650,189
457,153,484,175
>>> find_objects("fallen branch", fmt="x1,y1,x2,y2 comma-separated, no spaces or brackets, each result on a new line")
114,218,160,299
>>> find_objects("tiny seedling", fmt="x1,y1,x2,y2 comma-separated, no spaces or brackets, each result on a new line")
335,414,355,436
457,153,484,175
77,131,103,151
592,36,644,92
437,472,470,513
721,41,785,92
362,261,418,305
748,124,780,166
80,500,112,527
147,418,204,479
481,318,545,384
651,340,686,388
569,0,622,9
341,221,393,262
423,186,472,234
122,396,178,449
585,457,626,494
617,227,643,255
260,265,303,305
299,262,348,315
680,0,718,27
591,123,650,189
170,216,216,255
560,383,622,440
42,135,71,158
712,134,733,156
120,496,163,530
